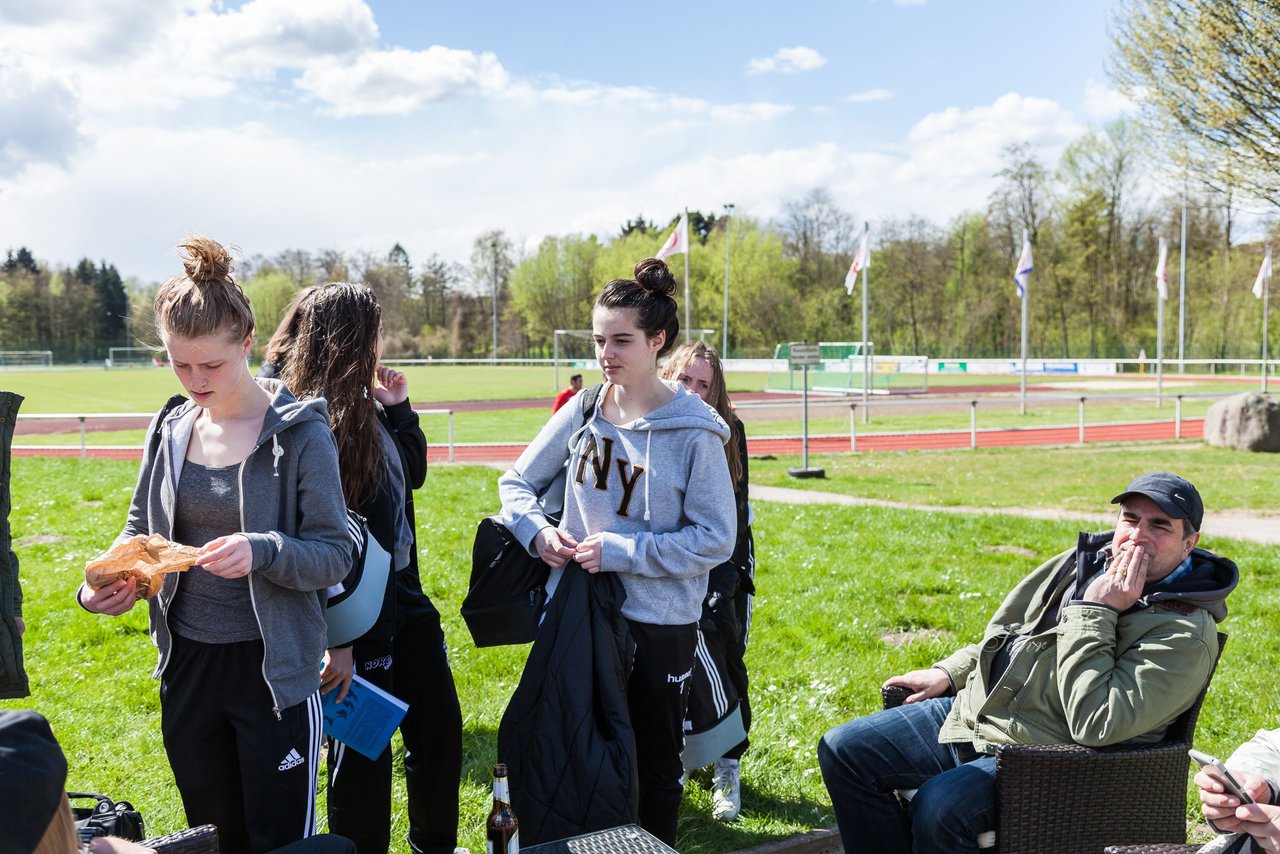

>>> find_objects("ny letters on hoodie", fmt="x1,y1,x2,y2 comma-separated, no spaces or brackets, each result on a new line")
499,381,737,626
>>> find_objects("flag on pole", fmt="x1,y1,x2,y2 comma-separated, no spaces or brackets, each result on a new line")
1253,252,1271,299
656,211,689,259
1013,234,1032,299
1156,237,1168,301
844,231,869,294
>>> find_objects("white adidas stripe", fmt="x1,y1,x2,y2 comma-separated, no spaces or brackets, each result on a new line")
695,629,729,717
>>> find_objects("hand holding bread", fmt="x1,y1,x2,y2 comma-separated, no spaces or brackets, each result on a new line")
84,534,200,600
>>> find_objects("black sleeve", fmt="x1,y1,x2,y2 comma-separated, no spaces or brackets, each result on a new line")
728,416,752,571
382,400,427,489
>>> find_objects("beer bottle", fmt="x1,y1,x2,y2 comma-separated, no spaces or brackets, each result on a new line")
486,762,519,854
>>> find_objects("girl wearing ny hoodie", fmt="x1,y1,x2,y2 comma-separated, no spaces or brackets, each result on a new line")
499,257,737,846
78,237,351,854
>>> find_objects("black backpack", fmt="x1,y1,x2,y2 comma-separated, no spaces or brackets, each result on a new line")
460,384,602,647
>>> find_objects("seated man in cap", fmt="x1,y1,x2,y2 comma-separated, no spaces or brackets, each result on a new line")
818,472,1238,854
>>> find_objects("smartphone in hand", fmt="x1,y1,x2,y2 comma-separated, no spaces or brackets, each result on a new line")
1189,748,1256,804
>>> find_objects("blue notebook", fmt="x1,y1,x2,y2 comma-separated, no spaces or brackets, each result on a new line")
321,674,409,761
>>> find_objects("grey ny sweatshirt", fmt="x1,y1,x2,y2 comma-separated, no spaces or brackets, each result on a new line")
499,381,736,625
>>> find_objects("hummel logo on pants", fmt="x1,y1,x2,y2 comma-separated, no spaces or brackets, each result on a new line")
278,748,305,771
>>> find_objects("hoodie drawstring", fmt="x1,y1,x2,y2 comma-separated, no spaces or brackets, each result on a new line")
643,430,652,522
271,434,283,477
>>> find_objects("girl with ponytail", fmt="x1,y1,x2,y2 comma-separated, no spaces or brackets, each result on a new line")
77,236,350,853
499,258,737,846
275,283,463,854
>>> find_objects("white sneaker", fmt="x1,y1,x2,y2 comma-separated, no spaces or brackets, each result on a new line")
710,758,741,821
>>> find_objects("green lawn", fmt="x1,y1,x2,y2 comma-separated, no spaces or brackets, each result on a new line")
13,397,1217,448
2,456,1275,850
0,366,773,413
751,444,1280,516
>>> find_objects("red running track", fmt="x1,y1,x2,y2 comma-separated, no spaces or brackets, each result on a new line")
16,419,1204,462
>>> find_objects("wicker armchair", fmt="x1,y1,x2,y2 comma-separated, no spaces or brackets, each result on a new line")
1102,845,1202,853
881,632,1226,854
141,824,219,854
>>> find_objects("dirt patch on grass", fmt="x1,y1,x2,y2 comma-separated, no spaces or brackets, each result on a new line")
881,628,953,647
82,500,104,507
19,534,68,546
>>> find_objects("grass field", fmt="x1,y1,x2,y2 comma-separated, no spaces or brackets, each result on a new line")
751,444,1280,516
6,363,1243,449
2,365,774,413
1,363,1256,413
2,453,1276,850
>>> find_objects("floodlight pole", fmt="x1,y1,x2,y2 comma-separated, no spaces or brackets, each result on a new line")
722,203,734,356
491,237,499,366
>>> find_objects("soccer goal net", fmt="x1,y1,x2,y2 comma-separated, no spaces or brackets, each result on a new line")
552,328,716,391
0,350,53,369
107,347,164,368
765,342,928,395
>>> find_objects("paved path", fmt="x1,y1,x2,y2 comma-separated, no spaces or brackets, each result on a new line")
750,484,1280,545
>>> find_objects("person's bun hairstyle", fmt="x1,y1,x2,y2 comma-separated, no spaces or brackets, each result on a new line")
179,235,233,285
154,235,255,342
633,257,677,299
595,257,680,357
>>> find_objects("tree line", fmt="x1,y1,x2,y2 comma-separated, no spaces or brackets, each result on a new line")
2,130,1274,363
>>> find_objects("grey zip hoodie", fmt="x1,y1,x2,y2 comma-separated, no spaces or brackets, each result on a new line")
118,379,350,713
499,381,736,625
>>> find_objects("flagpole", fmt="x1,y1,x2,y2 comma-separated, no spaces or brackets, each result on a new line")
1178,183,1187,373
683,207,691,343
861,221,870,419
1263,244,1271,393
1156,243,1165,408
1020,229,1028,415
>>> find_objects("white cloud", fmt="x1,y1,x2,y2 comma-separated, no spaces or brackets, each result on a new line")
747,46,827,75
1080,78,1137,122
297,47,509,116
0,0,378,110
894,0,927,6
0,55,82,176
846,88,894,104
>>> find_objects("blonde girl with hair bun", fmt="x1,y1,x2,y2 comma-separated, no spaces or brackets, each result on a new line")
77,236,351,853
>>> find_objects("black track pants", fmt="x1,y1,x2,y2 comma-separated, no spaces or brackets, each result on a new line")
626,619,697,847
393,613,462,854
161,635,322,854
325,637,395,854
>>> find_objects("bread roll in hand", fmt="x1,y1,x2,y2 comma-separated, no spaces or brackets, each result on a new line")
85,534,200,600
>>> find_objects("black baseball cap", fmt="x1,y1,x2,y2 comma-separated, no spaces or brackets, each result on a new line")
0,710,68,853
1110,471,1204,531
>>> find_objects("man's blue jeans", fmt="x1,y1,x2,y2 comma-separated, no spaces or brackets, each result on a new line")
817,697,996,853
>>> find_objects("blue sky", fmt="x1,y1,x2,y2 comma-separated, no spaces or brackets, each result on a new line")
0,0,1127,283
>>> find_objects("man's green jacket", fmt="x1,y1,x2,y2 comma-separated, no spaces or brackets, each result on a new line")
934,530,1237,754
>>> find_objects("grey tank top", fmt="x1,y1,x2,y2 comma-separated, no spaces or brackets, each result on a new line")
168,460,262,643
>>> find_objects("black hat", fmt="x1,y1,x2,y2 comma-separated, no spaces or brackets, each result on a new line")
0,711,69,852
1110,471,1204,532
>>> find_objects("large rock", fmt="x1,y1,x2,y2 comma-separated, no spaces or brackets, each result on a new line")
1204,392,1280,452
